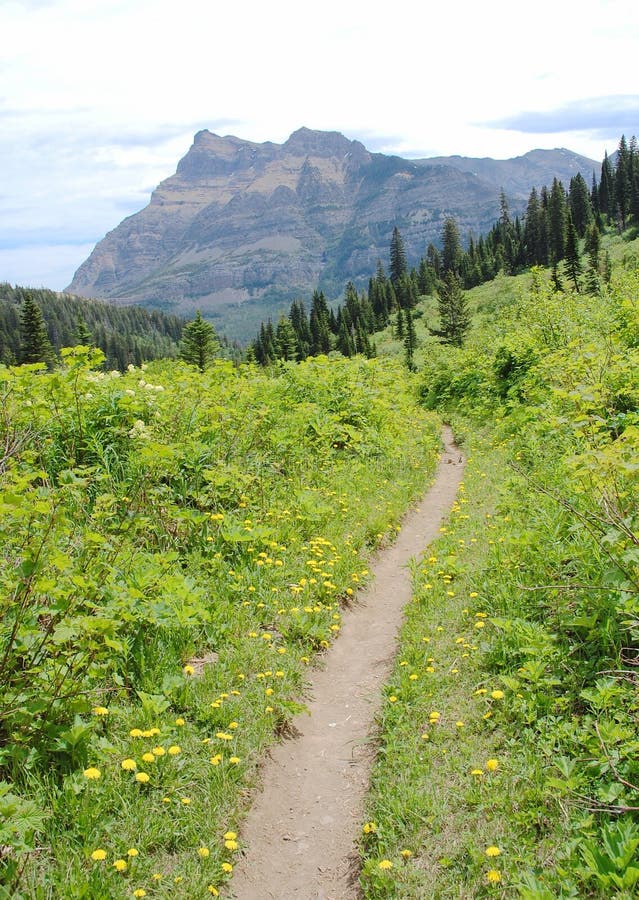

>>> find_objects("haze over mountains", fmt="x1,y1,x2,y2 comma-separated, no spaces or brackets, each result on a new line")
67,127,598,338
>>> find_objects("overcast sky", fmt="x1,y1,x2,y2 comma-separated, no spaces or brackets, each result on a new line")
2,0,638,291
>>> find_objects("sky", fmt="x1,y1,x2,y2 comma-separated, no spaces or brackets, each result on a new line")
1,0,638,291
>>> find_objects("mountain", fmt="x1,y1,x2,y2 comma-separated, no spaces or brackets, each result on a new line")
66,128,598,339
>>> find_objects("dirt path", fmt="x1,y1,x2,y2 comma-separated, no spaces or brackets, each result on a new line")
228,427,465,900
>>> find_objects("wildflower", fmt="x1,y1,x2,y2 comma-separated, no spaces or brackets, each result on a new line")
175,717,185,726
198,847,210,858
168,745,181,756
486,758,499,772
135,772,150,783
183,665,195,676
401,849,412,859
491,690,504,700
388,696,398,704
456,721,465,728
216,732,233,741
485,846,501,857
471,769,484,777
142,752,155,764
121,758,137,771
83,767,101,780
229,756,241,765
378,859,393,870
130,728,143,738
208,888,219,896
90,849,107,861
181,797,191,805
221,862,233,873
92,706,109,716
210,755,222,766
362,822,377,834
225,839,238,850
127,848,139,858
486,869,502,883
228,721,239,729
113,859,127,872
224,831,237,841
152,874,162,881
162,797,171,804
133,891,147,898
152,746,165,757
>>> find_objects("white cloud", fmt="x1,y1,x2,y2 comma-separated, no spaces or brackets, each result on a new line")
1,0,638,289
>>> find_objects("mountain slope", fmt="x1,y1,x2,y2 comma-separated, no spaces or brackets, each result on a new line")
67,128,597,337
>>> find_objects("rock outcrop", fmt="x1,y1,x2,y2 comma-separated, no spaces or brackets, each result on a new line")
67,127,597,338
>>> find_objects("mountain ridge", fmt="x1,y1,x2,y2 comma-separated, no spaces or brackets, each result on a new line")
66,128,598,338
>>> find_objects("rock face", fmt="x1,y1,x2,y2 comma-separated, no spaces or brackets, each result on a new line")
67,127,598,337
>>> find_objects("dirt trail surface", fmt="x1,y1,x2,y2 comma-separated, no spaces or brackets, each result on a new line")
228,427,465,900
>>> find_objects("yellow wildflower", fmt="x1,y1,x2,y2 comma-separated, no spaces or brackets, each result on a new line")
135,772,150,783
83,767,101,780
121,758,136,771
113,859,127,872
378,859,393,869
485,846,501,857
90,849,107,861
486,869,502,883
198,847,210,858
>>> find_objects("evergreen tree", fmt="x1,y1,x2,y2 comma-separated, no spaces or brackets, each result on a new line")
395,307,404,340
403,307,417,371
179,310,219,371
431,272,470,347
19,292,54,365
599,152,615,221
547,178,567,263
614,135,632,230
389,226,407,284
275,316,298,361
75,315,93,345
441,217,462,275
568,173,593,237
563,213,583,292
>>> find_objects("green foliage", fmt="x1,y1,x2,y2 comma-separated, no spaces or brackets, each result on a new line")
0,348,439,894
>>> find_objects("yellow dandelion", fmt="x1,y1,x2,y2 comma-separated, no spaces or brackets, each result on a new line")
198,847,210,858
229,756,241,765
141,752,155,764
92,706,109,716
223,831,237,841
181,797,191,805
175,717,185,726
135,772,150,783
152,874,162,881
486,758,499,772
183,665,195,676
167,745,181,756
216,732,233,741
208,888,219,896
152,746,165,757
225,839,239,850
491,690,504,700
388,696,398,703
221,862,233,873
485,846,501,857
362,822,377,834
129,728,143,738
121,758,136,771
133,891,147,899
486,869,502,883
126,848,138,858
113,859,127,872
471,769,484,777
401,849,412,859
90,849,107,861
210,754,222,766
83,767,101,780
378,859,393,870
162,797,171,804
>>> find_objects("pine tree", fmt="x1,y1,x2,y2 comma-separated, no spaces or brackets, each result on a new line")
19,292,54,365
547,178,567,263
75,315,93,345
431,272,470,347
275,316,298,361
568,173,593,237
389,226,407,285
615,135,632,230
179,310,219,371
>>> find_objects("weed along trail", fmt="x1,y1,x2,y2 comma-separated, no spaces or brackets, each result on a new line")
228,426,465,900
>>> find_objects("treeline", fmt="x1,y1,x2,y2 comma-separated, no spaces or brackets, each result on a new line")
0,285,243,370
250,134,639,364
0,284,184,369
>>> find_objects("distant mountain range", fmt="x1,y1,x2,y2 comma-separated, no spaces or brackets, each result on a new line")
67,127,598,339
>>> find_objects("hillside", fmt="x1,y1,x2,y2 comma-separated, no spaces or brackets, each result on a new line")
66,128,597,338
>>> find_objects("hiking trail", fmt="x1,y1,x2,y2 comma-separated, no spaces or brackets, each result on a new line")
228,426,465,899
